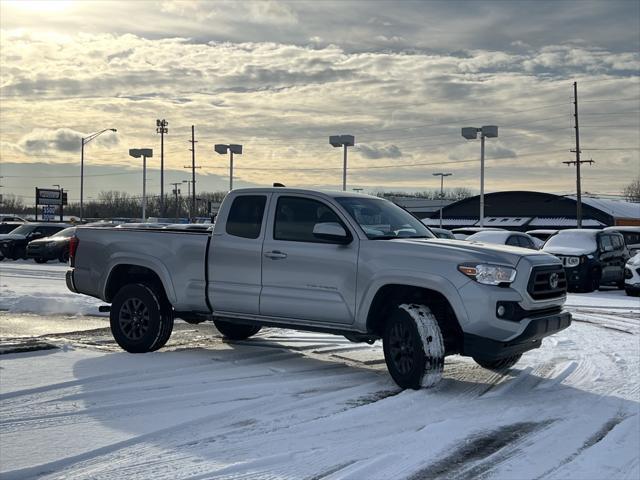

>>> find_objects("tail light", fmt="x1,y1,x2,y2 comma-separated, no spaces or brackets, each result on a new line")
69,235,79,266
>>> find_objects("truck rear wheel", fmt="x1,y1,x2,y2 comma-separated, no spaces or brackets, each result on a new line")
110,283,173,353
474,354,522,371
382,304,444,390
214,319,261,340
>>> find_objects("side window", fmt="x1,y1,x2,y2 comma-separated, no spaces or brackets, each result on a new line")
44,227,62,236
225,195,266,239
274,196,343,243
506,235,520,246
599,235,613,252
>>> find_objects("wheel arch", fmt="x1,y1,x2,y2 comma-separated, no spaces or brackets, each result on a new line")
364,283,465,354
104,262,175,304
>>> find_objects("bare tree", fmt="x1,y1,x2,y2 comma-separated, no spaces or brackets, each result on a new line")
622,178,640,202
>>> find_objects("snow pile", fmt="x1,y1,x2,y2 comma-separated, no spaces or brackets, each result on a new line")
0,262,105,317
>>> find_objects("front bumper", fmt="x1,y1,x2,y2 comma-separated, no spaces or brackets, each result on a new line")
462,310,572,360
26,244,59,260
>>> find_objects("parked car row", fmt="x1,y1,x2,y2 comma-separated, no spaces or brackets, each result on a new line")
0,222,72,261
0,221,213,263
431,225,637,294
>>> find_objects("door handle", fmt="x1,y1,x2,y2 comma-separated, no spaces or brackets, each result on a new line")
264,250,288,260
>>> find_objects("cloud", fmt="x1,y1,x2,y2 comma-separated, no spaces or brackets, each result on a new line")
0,4,638,196
17,128,118,154
357,144,403,159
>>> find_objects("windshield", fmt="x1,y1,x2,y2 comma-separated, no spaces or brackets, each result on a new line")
52,227,76,238
336,197,434,240
6,224,36,236
543,231,597,252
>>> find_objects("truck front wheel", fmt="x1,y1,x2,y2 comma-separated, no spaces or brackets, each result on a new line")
382,304,445,390
110,283,174,353
214,319,261,340
473,354,522,371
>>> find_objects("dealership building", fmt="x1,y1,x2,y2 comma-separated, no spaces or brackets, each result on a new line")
420,191,640,231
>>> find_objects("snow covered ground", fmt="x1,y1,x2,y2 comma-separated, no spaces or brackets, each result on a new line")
1,261,639,479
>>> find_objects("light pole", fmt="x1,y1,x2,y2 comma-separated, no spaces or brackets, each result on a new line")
129,148,153,221
214,144,243,191
80,128,117,222
461,125,498,227
156,119,168,216
432,173,452,229
329,135,355,191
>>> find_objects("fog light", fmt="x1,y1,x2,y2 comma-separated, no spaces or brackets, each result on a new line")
497,305,506,317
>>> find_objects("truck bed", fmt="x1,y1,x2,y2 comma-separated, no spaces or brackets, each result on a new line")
72,227,211,312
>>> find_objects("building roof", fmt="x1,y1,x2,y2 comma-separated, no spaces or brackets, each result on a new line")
570,196,640,219
528,217,605,227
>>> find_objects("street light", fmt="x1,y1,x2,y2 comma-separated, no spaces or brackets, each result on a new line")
329,135,355,191
432,173,452,229
129,148,153,221
461,125,498,227
156,119,168,215
80,128,117,222
214,144,243,191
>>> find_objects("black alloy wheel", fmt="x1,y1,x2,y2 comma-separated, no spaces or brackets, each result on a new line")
118,297,151,342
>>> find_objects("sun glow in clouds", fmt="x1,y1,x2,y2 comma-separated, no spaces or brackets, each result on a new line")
4,0,74,13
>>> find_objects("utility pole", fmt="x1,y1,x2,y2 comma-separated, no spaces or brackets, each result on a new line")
156,119,168,216
433,173,452,229
184,125,200,221
565,82,594,229
170,182,181,221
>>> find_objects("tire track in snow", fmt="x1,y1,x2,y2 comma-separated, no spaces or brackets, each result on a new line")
407,420,556,480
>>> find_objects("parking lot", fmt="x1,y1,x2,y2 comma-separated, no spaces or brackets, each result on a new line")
0,260,638,479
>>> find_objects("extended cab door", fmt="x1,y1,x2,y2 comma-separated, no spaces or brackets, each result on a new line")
208,193,270,314
260,194,359,325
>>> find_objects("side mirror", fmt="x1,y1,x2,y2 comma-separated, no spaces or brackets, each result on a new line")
313,222,351,244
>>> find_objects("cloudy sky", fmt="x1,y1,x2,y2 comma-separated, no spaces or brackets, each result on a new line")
1,0,639,204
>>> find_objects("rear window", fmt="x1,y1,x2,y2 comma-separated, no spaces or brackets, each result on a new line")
226,195,266,239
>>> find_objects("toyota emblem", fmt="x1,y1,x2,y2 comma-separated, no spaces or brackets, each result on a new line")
549,272,559,289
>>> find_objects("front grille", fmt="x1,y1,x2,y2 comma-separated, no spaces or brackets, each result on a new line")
528,264,567,300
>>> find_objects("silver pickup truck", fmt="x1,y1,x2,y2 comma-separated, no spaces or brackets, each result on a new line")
67,188,571,389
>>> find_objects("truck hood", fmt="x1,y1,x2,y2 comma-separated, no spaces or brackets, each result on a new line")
387,238,554,266
542,246,593,256
0,233,25,241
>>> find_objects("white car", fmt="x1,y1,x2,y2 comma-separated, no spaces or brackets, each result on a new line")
624,253,640,296
466,230,540,250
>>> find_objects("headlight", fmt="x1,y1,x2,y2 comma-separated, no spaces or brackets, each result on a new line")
565,256,580,267
458,263,517,285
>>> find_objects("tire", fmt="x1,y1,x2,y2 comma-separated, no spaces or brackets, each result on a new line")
213,319,261,340
582,269,600,293
110,283,173,353
59,249,69,263
626,287,640,297
35,258,48,264
382,304,445,390
474,354,522,371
